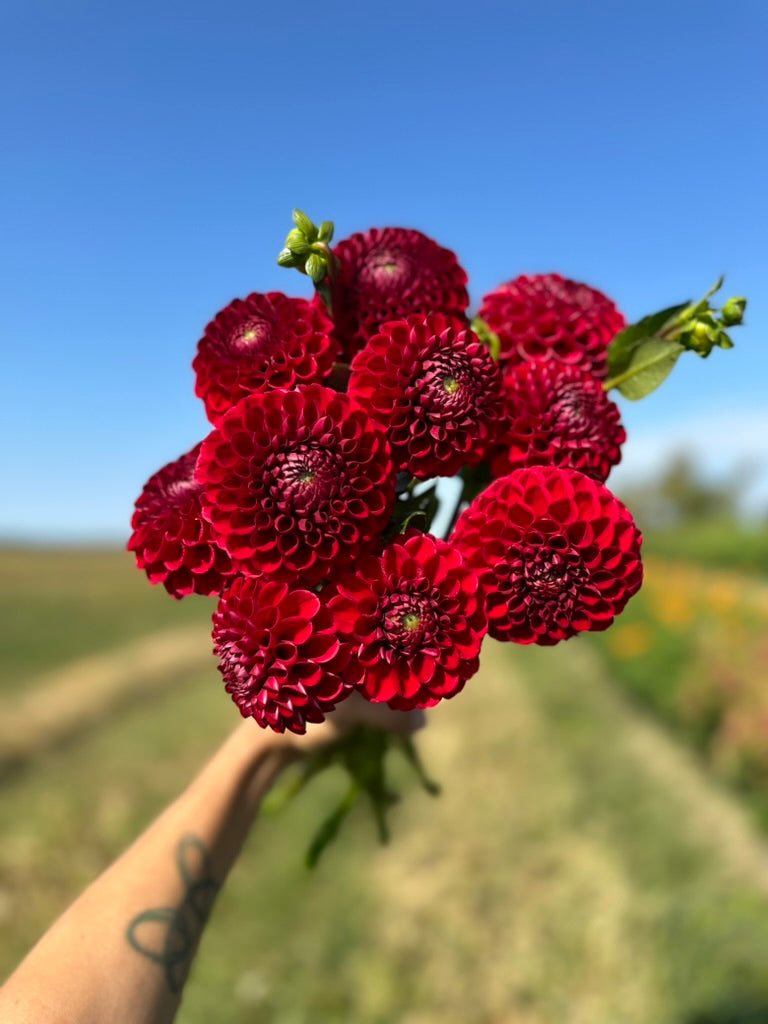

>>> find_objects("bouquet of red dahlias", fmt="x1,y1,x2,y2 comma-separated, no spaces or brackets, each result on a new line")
129,210,745,863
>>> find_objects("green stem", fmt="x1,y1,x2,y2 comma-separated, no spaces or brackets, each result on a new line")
305,780,362,869
314,244,339,318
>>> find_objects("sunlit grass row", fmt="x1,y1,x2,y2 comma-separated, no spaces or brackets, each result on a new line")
590,552,768,824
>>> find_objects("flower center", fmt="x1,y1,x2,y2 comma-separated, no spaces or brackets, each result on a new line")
510,540,587,610
269,445,339,513
415,351,479,420
230,315,277,356
380,591,436,655
550,382,594,431
524,555,569,598
361,249,412,290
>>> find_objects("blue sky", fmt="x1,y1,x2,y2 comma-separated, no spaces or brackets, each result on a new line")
1,0,766,541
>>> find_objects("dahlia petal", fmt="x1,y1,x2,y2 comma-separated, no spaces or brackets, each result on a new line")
453,467,642,646
213,576,351,733
479,274,624,380
198,385,395,584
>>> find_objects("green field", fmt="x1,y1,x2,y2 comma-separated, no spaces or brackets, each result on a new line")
0,547,213,690
3,547,768,1023
642,521,768,577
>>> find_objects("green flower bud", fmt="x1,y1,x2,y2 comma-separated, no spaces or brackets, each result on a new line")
277,247,299,268
681,319,719,356
721,296,747,327
292,208,317,241
285,229,311,256
305,253,327,283
318,220,335,244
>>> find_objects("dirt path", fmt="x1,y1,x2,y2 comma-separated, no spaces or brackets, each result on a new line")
0,626,213,766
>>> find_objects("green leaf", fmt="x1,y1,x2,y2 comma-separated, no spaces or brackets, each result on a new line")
396,735,441,796
470,316,501,361
606,303,688,379
609,337,684,400
305,783,360,869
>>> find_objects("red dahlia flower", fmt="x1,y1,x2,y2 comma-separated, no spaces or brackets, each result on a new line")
322,227,469,360
478,273,626,380
491,361,625,482
452,467,642,645
197,384,395,585
192,291,338,424
127,443,233,598
213,577,351,733
329,532,487,710
349,314,505,479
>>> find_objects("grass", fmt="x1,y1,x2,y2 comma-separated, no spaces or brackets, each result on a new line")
0,547,213,690
5,547,768,1021
642,521,768,577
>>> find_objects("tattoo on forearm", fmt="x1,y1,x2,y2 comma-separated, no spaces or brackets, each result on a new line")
126,834,219,993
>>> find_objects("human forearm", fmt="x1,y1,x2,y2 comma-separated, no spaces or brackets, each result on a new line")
0,722,293,1024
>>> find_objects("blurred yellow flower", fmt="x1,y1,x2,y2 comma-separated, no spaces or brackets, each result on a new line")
608,623,653,659
706,579,741,615
651,588,695,629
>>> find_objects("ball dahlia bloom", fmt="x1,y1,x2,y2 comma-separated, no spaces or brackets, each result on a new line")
349,313,505,479
197,384,395,584
127,443,233,598
192,291,338,424
478,273,626,380
328,532,487,710
213,577,352,733
322,227,469,360
491,361,625,482
452,467,642,645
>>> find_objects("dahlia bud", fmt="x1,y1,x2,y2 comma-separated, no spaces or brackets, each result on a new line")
284,229,311,256
721,296,746,326
318,220,334,244
305,252,328,283
679,311,737,357
277,247,299,268
686,319,719,355
292,208,317,239
277,209,336,286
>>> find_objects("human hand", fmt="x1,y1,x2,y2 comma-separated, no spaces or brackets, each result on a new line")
232,691,426,762
294,690,426,751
